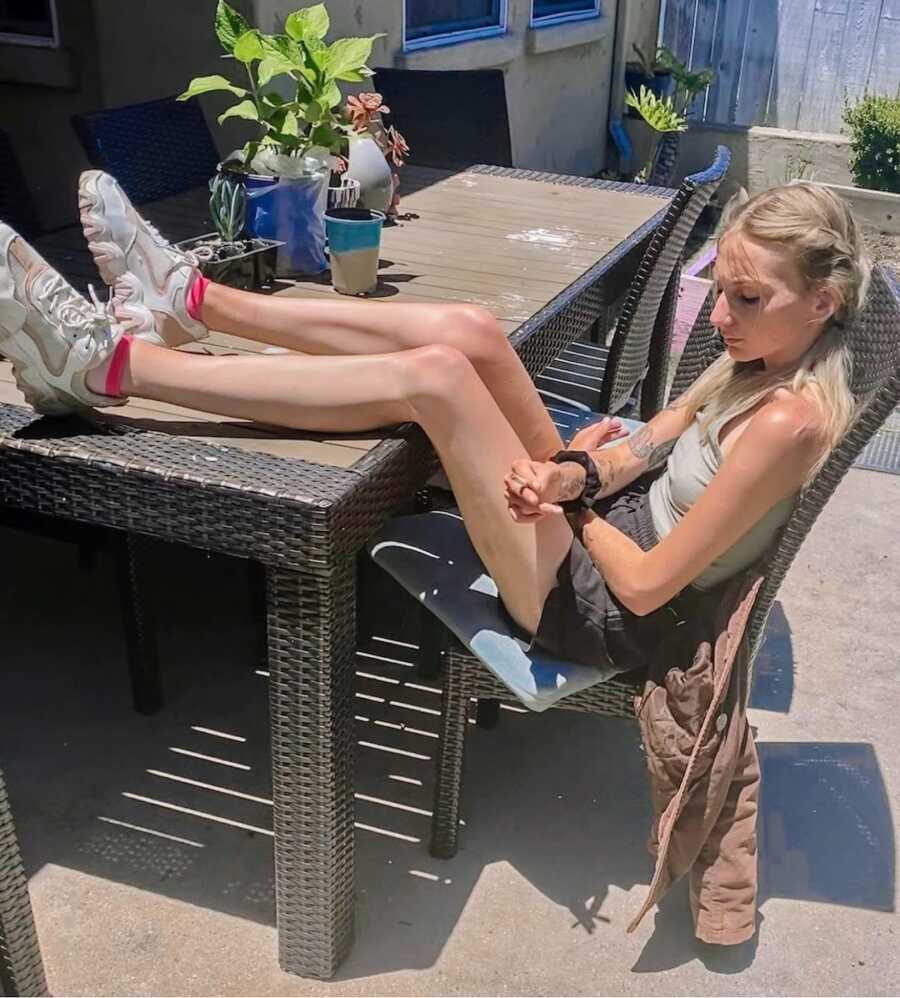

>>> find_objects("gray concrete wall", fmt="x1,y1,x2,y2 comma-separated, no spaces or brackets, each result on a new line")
626,118,852,201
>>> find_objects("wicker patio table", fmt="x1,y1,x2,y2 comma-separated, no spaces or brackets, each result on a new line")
1,166,674,979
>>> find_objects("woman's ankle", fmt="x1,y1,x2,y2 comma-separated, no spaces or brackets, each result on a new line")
86,335,133,398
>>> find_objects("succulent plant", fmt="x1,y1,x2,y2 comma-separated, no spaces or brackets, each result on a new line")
209,171,247,244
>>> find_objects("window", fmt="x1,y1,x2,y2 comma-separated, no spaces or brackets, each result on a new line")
0,0,58,47
531,0,599,27
404,0,507,51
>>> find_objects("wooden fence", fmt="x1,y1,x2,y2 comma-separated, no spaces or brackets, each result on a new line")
660,0,900,134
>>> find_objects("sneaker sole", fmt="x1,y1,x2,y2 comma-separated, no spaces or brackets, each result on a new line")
78,169,133,286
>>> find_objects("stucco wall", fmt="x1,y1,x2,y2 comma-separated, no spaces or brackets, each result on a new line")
256,0,618,177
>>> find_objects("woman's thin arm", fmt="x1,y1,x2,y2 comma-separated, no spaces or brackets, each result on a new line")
557,403,692,504
579,398,826,615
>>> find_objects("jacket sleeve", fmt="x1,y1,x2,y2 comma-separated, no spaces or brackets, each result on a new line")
689,719,761,945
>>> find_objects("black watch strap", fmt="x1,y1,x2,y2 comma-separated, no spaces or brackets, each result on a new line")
549,450,600,511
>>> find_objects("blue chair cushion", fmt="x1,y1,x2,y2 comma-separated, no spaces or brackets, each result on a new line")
368,508,621,712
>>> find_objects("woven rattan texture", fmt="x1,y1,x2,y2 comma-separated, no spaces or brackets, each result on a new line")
600,146,732,416
267,562,357,976
72,97,220,205
0,768,48,998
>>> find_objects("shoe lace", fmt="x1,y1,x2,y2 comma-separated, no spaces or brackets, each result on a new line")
138,212,199,269
37,275,116,346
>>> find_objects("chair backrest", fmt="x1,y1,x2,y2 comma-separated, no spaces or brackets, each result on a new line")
598,145,731,419
72,96,220,205
372,68,513,170
670,265,900,659
0,129,42,239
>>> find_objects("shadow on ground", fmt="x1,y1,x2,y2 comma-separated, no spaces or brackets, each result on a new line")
0,525,893,984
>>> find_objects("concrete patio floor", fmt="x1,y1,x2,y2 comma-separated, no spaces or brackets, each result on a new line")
0,467,897,997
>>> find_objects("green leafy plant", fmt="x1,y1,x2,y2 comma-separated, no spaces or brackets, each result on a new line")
629,43,666,78
208,171,246,244
656,45,714,113
626,86,687,134
625,86,687,182
179,1,383,171
843,92,900,194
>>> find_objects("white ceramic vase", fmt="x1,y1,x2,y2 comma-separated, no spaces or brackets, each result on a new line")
345,132,393,214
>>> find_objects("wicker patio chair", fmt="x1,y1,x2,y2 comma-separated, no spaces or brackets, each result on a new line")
72,96,220,205
0,767,48,997
533,146,731,423
372,68,513,169
368,265,900,858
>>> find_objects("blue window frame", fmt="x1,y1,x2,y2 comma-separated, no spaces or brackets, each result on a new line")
404,0,507,51
531,0,599,27
0,0,58,46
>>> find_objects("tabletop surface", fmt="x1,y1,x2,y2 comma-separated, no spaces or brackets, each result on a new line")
10,166,667,472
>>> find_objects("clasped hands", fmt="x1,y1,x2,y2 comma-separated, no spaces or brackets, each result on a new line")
504,417,626,522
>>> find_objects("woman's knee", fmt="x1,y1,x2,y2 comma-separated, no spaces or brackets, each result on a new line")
402,342,479,404
440,305,509,367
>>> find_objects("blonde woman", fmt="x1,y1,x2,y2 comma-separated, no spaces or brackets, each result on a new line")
0,177,870,672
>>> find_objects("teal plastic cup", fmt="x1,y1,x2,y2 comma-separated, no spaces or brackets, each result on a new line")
324,207,386,296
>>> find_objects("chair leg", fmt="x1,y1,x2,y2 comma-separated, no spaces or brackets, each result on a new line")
115,533,162,716
0,768,49,998
475,698,501,729
430,644,471,859
416,603,446,680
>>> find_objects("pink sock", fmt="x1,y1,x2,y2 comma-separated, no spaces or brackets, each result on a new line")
186,274,210,322
104,334,133,398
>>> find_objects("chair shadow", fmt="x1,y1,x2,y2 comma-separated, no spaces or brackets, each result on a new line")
757,741,895,912
749,600,795,713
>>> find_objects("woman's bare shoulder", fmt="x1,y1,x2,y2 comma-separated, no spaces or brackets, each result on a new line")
745,388,828,452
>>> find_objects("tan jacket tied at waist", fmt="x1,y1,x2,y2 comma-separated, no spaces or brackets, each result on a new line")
629,574,764,946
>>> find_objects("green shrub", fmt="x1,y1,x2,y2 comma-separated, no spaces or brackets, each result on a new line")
843,93,900,194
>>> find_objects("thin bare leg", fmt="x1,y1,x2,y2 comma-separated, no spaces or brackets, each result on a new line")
187,284,564,461
113,339,574,632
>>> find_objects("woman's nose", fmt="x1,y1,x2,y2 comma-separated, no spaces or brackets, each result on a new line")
710,291,732,328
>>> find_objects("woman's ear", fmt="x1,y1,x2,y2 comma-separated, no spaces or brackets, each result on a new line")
813,284,839,323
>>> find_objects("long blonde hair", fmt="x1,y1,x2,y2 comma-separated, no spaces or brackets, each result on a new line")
677,182,872,484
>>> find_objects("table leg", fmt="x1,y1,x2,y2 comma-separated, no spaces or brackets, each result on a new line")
0,768,48,998
266,559,356,979
116,533,163,716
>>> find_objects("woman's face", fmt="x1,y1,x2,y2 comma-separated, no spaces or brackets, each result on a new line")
710,233,835,370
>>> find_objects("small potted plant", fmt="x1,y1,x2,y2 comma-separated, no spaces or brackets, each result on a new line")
625,44,674,108
176,172,281,290
343,92,411,218
179,1,383,275
625,48,713,186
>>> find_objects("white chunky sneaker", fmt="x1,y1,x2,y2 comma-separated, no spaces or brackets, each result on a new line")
0,224,125,415
78,170,207,346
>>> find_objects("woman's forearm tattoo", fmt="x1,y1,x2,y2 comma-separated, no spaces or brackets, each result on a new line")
628,425,676,470
557,464,586,501
588,455,616,497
